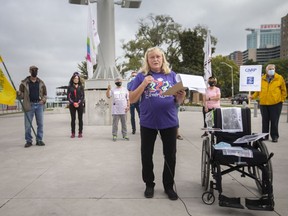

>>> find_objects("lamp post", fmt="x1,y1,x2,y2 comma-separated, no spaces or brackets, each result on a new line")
220,62,234,98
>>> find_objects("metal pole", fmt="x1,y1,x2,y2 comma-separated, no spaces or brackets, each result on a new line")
0,58,37,137
286,102,288,123
254,101,258,117
231,67,234,98
220,62,234,98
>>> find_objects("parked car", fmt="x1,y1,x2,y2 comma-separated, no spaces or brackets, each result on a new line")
231,93,249,104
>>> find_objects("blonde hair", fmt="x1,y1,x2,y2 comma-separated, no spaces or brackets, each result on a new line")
141,47,171,75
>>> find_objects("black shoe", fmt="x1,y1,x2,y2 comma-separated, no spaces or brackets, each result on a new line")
24,142,32,148
36,140,45,146
132,129,136,134
144,186,154,198
272,138,278,143
165,188,178,200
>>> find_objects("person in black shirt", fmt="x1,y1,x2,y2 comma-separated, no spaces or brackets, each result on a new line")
67,72,85,138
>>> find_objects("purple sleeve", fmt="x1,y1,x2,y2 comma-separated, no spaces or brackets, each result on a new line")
130,73,144,91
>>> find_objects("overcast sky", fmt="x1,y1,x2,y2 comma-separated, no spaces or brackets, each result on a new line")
1,0,287,99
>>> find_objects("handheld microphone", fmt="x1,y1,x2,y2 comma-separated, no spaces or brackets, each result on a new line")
145,71,153,98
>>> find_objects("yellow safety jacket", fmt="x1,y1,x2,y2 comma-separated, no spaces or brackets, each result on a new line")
252,72,287,105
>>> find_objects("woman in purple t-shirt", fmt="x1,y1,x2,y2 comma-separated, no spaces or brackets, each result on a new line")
129,47,185,201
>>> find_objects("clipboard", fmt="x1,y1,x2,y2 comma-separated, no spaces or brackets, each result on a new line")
163,74,206,95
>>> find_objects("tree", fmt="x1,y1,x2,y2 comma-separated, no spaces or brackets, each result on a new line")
211,56,239,98
264,58,288,81
121,14,182,72
173,25,217,75
77,60,97,80
178,29,205,75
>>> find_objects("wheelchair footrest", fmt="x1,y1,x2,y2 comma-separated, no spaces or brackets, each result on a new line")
245,197,274,211
219,194,244,209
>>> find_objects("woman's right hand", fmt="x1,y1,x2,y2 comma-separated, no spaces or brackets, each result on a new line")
73,102,79,108
143,75,153,87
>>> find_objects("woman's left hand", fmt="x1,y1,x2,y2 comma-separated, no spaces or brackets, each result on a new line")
176,89,186,103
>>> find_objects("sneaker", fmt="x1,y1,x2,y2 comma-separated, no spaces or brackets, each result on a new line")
36,140,45,146
78,133,83,138
70,133,75,138
113,136,117,142
144,186,154,198
272,138,278,143
165,188,178,200
177,135,183,140
132,129,136,134
123,136,129,141
24,142,32,148
201,132,208,138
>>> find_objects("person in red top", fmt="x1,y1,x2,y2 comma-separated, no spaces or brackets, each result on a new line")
67,72,85,138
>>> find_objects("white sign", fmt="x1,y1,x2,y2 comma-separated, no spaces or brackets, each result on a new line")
239,65,262,92
163,74,206,95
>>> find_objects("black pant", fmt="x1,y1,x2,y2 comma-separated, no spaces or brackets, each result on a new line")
140,126,177,189
130,102,140,131
260,102,282,139
69,104,83,134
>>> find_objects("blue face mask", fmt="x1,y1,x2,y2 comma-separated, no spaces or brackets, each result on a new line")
267,69,275,76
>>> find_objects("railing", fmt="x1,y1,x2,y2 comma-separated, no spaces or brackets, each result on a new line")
0,101,69,115
2,100,288,122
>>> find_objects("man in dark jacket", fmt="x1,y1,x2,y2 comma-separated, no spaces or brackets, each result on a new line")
18,65,47,148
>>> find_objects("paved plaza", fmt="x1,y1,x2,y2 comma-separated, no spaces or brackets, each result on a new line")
0,108,287,216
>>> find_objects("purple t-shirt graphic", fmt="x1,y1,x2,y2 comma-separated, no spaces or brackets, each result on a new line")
131,71,179,129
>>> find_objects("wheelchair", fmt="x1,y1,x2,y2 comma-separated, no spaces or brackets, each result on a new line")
201,107,274,211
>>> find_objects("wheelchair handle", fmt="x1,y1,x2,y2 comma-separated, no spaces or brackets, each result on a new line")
267,153,274,162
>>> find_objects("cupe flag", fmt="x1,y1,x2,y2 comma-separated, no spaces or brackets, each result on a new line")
0,68,16,105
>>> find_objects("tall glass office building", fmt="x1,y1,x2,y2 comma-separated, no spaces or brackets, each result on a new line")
281,14,288,59
246,24,281,49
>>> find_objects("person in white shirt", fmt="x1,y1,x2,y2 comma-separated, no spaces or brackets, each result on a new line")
106,77,130,141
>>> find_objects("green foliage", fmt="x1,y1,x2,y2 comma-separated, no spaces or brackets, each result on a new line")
121,14,182,73
120,14,218,77
263,58,288,81
211,56,239,98
77,60,97,80
243,59,259,65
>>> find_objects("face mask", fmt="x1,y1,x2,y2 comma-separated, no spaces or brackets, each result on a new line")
208,81,215,86
267,70,275,76
31,70,38,78
115,82,122,87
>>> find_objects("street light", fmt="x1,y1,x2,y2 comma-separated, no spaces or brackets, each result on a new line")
220,62,234,98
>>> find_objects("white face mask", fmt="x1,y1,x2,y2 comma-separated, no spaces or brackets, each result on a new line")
267,69,275,76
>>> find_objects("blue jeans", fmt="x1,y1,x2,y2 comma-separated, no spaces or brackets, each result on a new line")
130,102,140,131
25,103,44,143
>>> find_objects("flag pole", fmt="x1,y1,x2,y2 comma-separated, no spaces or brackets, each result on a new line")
0,56,37,137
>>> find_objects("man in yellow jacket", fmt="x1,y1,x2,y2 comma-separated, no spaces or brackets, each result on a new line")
251,64,287,142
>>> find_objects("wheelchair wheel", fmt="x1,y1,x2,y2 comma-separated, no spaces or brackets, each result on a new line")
201,137,210,191
252,140,273,192
202,191,215,205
